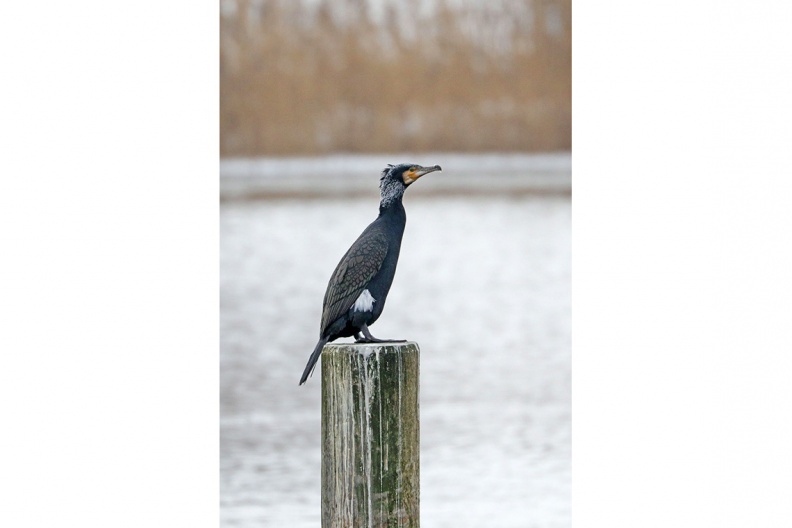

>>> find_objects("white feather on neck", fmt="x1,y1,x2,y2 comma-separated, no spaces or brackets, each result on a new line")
379,178,404,209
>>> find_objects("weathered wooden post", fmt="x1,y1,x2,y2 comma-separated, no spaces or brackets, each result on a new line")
321,342,420,528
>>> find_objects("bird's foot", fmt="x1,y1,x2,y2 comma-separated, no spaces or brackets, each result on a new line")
355,324,406,344
355,337,407,344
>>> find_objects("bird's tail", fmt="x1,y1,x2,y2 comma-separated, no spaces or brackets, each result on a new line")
299,337,329,385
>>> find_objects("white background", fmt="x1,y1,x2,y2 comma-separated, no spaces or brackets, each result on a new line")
2,1,792,526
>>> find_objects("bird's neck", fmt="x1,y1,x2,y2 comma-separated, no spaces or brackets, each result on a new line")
379,179,405,211
379,197,406,221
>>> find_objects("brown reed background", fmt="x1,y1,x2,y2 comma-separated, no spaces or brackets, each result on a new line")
220,0,570,156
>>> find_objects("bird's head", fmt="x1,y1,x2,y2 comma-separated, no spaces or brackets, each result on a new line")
390,163,443,186
379,163,442,208
380,163,442,209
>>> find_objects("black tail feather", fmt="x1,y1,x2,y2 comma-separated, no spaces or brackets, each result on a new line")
299,337,329,385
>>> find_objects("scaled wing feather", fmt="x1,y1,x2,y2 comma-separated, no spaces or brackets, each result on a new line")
320,229,388,333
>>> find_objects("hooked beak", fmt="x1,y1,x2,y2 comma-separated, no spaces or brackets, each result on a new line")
404,164,442,185
416,165,442,178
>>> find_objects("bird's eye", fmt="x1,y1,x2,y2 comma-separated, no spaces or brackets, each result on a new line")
410,167,417,172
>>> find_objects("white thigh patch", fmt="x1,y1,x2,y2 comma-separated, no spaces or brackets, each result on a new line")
352,289,375,312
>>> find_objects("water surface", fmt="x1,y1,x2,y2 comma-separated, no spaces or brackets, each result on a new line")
221,192,570,527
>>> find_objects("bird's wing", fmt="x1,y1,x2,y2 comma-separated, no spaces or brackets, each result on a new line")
320,228,388,334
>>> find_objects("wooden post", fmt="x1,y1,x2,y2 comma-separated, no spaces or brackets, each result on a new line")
321,342,420,528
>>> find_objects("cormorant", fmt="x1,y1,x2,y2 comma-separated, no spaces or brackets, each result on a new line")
299,163,442,385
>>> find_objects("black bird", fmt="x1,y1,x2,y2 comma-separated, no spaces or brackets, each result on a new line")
299,163,442,385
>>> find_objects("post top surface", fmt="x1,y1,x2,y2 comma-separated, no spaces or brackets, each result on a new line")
323,341,420,354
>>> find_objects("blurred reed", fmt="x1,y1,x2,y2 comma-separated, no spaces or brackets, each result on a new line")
220,0,570,156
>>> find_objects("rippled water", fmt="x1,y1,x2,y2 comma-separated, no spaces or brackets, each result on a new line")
221,193,570,527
